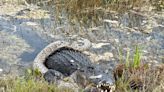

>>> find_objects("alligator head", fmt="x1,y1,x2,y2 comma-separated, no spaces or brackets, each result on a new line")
96,76,116,92
89,73,116,92
75,65,116,92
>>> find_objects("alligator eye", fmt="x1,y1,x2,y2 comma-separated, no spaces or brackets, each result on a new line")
87,66,94,69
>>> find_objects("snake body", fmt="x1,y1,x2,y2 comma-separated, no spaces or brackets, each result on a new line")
33,38,91,74
33,39,115,92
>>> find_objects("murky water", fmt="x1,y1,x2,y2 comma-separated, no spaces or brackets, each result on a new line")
0,16,49,62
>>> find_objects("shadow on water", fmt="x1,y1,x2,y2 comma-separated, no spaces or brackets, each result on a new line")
0,15,51,63
16,28,49,62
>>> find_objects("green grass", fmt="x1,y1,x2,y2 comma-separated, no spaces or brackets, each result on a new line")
0,77,73,92
0,69,73,92
115,45,164,92
133,46,141,68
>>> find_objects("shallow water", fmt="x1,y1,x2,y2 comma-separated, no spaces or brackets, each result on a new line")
0,16,49,62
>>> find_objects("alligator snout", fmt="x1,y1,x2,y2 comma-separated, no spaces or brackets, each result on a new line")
97,80,115,92
89,74,115,92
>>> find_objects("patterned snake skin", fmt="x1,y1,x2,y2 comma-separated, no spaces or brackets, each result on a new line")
33,39,115,92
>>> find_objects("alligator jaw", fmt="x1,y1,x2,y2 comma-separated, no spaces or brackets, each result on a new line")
97,77,115,92
89,74,115,92
97,83,115,92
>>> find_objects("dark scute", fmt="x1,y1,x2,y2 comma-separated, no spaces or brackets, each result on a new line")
44,47,92,76
44,69,63,83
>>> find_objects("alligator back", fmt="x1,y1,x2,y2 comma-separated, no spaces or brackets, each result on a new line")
44,47,93,76
33,40,91,74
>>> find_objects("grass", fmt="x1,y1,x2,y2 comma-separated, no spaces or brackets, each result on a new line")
0,69,73,92
0,77,73,92
1,0,163,29
133,46,142,68
114,46,164,92
43,0,163,27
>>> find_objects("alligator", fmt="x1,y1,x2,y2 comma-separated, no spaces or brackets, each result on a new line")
33,40,115,92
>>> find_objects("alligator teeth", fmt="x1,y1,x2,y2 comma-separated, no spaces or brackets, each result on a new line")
100,90,104,92
104,84,108,86
100,89,108,92
97,85,100,88
97,83,115,92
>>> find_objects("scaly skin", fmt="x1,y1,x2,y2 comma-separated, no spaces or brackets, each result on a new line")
33,39,115,92
44,47,93,76
33,39,91,74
